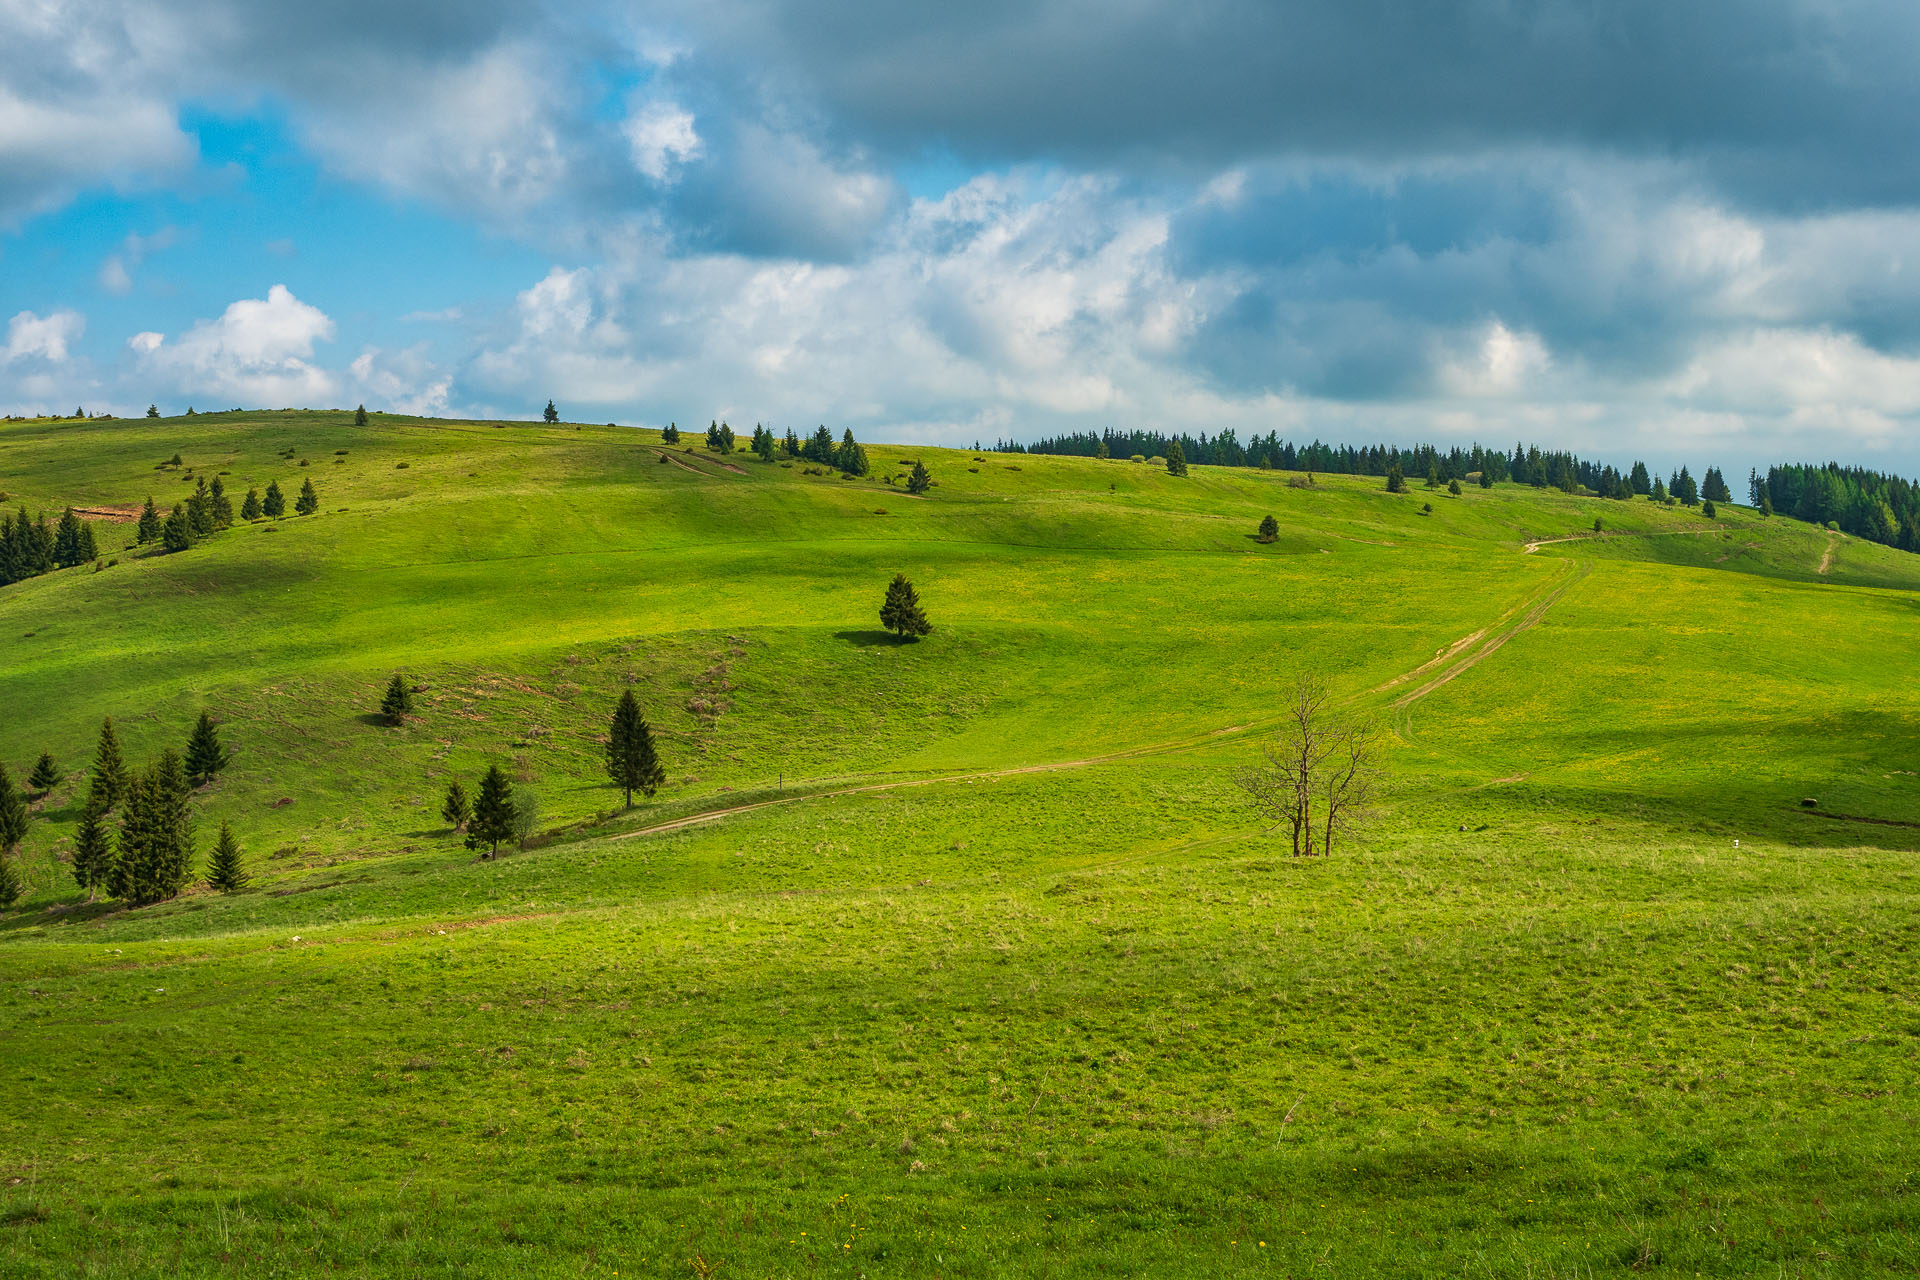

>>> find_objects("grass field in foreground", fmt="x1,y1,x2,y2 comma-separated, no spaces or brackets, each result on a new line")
1,411,1916,1276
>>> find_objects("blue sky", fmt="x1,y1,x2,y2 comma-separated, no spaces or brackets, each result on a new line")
5,0,1920,479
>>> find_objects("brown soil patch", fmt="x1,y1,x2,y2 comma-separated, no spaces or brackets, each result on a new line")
72,505,141,522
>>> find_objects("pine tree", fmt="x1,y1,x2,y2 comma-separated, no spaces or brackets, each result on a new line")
605,689,666,806
1629,461,1651,495
544,400,559,423
1650,477,1668,503
1759,489,1773,517
1256,515,1279,544
1164,439,1189,476
1702,498,1717,519
0,851,20,909
206,822,247,893
807,425,835,463
1385,461,1406,493
113,751,194,905
661,422,681,444
88,718,128,815
295,479,319,516
906,461,932,495
879,573,932,639
441,779,471,831
241,487,263,521
380,674,415,725
184,711,230,786
1425,463,1440,489
53,509,91,567
467,766,517,858
71,809,111,901
782,429,800,458
354,404,369,426
835,430,869,475
262,481,286,518
188,478,215,537
136,496,162,544
209,476,234,528
753,426,776,461
1478,468,1493,489
28,752,59,794
1448,478,1463,496
162,502,194,552
146,404,160,418
0,763,28,855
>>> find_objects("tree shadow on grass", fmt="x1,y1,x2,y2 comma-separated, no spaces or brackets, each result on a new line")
833,630,913,648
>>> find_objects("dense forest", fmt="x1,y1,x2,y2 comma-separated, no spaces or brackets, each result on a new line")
1753,463,1920,551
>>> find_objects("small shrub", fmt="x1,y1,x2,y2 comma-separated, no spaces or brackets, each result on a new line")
1130,455,1145,463
395,461,410,469
335,449,348,456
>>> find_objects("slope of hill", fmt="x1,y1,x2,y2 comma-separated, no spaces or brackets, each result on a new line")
2,411,1916,1276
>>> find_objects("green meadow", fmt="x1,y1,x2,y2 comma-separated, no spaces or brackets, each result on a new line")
1,411,1916,1276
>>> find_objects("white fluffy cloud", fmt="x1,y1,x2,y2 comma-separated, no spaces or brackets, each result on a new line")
625,100,701,181
4,310,86,364
130,285,337,403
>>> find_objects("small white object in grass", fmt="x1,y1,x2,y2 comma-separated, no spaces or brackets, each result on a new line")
291,936,300,942
1733,839,1739,848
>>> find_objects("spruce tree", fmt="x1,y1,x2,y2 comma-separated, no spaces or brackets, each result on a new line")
28,752,60,795
1256,514,1279,544
209,476,234,528
184,711,230,786
753,426,776,461
1702,498,1717,519
605,689,667,807
146,404,160,418
1759,489,1773,517
262,480,286,518
441,779,471,831
544,400,560,423
241,487,263,520
0,851,20,909
162,503,193,552
53,509,90,567
1448,478,1463,496
782,428,800,458
1478,468,1493,489
188,478,214,537
907,461,932,495
114,751,194,905
71,809,111,901
835,430,869,475
0,763,28,856
1385,461,1406,493
136,496,162,544
661,422,681,444
206,822,247,893
467,765,516,858
295,479,319,515
380,674,415,725
88,718,128,815
1164,439,1189,476
879,573,932,639
355,404,369,426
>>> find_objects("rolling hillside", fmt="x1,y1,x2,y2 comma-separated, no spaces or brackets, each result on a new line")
2,411,1916,1276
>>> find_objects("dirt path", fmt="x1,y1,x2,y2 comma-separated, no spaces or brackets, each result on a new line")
654,450,747,477
1818,532,1839,575
1523,528,1721,553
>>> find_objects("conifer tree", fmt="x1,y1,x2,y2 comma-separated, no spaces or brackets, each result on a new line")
88,717,128,815
1650,477,1668,503
661,422,680,444
241,487,263,521
1385,461,1406,493
1425,463,1440,489
0,763,28,856
136,496,163,544
162,503,193,552
71,809,111,901
835,430,869,475
1478,468,1493,489
706,421,722,449
380,674,415,725
753,425,776,461
206,822,247,893
188,478,215,537
1164,439,1189,476
605,689,667,807
28,752,60,795
544,400,559,423
1256,514,1279,543
0,851,20,909
262,481,286,518
467,765,516,858
807,425,835,463
1448,478,1463,496
1702,498,1717,519
146,404,160,418
112,751,194,905
355,404,369,426
441,779,471,831
907,461,932,495
717,423,735,453
209,476,234,528
295,478,319,515
53,509,92,567
782,428,800,458
184,711,230,786
879,573,932,639
1759,489,1773,517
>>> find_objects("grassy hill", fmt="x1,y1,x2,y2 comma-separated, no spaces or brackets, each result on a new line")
2,411,1916,1276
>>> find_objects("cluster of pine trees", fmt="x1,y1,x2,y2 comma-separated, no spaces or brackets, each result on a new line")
134,476,318,553
0,507,99,585
696,421,870,475
0,713,243,911
1754,463,1920,549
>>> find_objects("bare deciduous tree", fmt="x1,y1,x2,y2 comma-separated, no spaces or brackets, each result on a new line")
1236,676,1379,856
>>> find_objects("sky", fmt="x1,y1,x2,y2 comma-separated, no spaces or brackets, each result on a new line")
5,0,1920,479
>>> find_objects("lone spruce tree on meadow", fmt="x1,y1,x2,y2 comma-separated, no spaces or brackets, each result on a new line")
354,404,369,426
467,766,516,859
880,573,932,640
136,496,162,544
241,487,263,521
380,675,415,725
1385,461,1407,493
88,717,128,815
441,779,471,831
295,478,319,516
907,460,932,495
185,711,230,786
71,809,112,901
262,481,286,518
605,689,666,807
28,751,61,795
206,822,247,893
1256,514,1279,544
1164,439,1189,476
544,400,560,424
